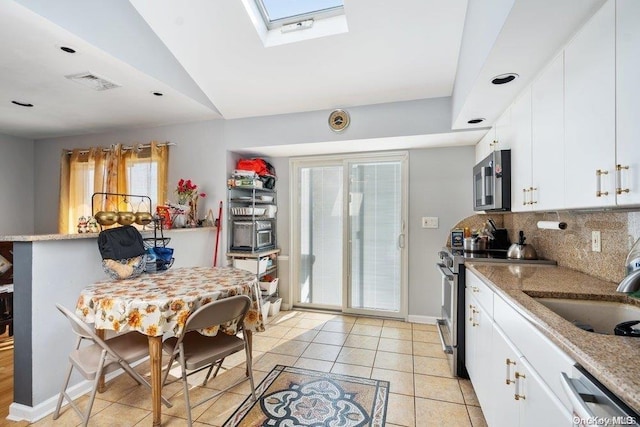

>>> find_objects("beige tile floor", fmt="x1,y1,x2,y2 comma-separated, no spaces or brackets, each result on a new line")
12,310,487,426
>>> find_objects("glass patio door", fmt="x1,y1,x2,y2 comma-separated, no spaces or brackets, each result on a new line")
346,158,405,316
292,153,407,318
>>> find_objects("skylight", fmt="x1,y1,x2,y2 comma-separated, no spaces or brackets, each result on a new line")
242,0,348,47
255,0,344,30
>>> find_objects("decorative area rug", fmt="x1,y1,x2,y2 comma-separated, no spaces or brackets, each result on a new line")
223,365,389,427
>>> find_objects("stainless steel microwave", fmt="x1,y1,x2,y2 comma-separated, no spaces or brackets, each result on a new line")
473,150,511,211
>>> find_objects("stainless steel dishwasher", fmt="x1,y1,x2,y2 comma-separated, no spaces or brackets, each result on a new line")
561,365,639,426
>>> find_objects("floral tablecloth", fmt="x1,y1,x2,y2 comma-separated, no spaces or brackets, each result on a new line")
76,266,264,337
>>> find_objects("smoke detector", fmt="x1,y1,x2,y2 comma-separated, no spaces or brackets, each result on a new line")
65,72,120,91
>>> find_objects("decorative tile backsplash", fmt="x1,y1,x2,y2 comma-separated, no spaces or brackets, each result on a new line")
451,211,640,284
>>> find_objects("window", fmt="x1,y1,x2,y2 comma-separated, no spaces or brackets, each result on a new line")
59,143,169,234
256,0,344,30
243,0,348,47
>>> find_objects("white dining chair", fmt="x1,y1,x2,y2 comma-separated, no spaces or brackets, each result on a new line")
53,304,172,426
161,295,257,426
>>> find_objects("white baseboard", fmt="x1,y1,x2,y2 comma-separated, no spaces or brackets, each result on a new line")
7,364,137,422
407,314,438,324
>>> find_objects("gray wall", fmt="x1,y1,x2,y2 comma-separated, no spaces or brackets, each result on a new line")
29,98,474,318
0,132,35,235
408,146,475,318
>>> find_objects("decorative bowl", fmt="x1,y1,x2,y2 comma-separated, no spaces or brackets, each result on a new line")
135,211,153,226
117,211,136,226
95,211,118,226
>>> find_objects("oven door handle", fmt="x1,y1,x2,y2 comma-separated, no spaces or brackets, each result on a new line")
436,263,454,282
436,319,453,354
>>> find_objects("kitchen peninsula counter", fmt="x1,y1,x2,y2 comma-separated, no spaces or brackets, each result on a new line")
4,227,216,422
0,226,214,242
466,263,640,415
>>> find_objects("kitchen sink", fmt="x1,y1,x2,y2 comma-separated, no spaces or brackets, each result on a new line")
532,297,640,335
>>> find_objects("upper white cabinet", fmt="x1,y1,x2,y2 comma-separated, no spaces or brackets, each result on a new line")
615,0,640,206
510,89,533,212
531,53,565,211
564,0,616,209
476,128,496,164
475,107,512,164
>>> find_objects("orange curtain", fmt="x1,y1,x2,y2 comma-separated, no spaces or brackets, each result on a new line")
58,142,169,234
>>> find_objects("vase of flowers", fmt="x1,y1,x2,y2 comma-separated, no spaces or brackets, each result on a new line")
173,179,206,227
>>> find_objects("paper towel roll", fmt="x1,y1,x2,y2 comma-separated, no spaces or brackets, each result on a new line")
537,221,567,230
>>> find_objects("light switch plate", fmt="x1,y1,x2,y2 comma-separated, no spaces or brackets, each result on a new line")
591,230,601,252
422,216,439,229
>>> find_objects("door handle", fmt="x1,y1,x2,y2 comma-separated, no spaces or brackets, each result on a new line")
398,233,405,248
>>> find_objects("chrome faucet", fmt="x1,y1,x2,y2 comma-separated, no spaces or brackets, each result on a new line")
618,238,640,293
617,268,640,293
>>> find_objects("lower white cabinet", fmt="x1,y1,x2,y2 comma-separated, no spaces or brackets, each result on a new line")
465,286,494,415
492,325,572,427
465,271,572,427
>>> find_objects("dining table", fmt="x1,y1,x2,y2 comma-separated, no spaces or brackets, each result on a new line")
75,265,264,426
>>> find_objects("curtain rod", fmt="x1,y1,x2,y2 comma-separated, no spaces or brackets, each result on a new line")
65,141,175,155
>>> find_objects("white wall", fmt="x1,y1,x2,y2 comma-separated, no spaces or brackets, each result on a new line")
408,146,475,319
0,132,35,235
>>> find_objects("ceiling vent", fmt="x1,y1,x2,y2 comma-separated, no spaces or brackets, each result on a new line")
64,72,120,91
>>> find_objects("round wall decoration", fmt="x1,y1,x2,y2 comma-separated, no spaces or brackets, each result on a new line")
328,109,350,132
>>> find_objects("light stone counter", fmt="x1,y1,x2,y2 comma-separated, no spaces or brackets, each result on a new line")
0,226,214,242
467,263,640,414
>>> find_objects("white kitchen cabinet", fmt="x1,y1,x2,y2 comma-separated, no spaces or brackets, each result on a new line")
564,0,616,209
492,325,572,427
531,53,565,211
475,107,512,164
615,0,640,206
510,88,533,212
475,128,496,164
465,285,494,421
465,270,573,427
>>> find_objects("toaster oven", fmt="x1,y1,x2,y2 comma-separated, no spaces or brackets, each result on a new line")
232,220,273,250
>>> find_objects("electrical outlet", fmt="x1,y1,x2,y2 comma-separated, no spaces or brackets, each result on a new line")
422,217,439,229
591,231,601,252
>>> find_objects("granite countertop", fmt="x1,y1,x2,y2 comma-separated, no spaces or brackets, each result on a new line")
0,226,215,242
466,263,640,414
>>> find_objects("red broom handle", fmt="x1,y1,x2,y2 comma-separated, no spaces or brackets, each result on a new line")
213,200,223,266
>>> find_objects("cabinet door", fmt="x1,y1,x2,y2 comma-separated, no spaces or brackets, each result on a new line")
510,88,533,212
491,325,522,427
517,356,573,427
564,0,616,209
532,53,565,210
616,0,640,206
465,286,477,379
495,106,513,152
466,289,494,421
476,128,496,164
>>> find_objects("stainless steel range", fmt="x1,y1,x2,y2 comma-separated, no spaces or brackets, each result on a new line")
436,247,556,378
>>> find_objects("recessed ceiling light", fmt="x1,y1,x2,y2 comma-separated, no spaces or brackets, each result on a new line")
60,46,76,54
152,92,164,97
491,73,519,85
467,118,485,124
11,100,34,107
